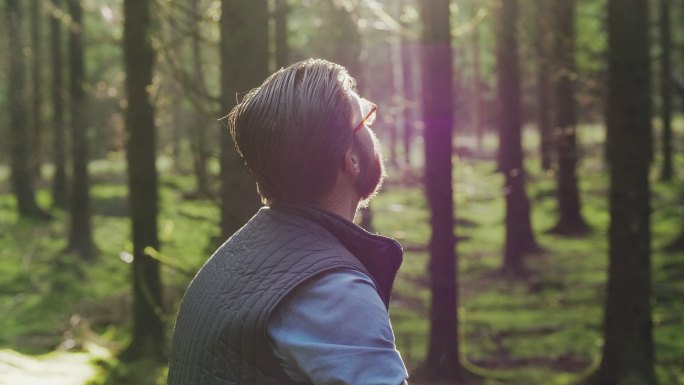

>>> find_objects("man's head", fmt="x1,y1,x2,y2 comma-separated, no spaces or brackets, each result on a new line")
227,59,385,207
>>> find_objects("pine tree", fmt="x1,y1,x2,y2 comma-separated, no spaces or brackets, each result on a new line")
549,0,589,235
588,0,657,383
122,0,165,360
496,0,538,274
420,0,464,379
6,0,49,220
66,0,95,257
219,0,269,239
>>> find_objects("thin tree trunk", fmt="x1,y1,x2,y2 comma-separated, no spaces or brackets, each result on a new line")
535,0,552,171
400,37,415,166
170,86,183,169
30,0,44,178
167,6,183,171
122,0,165,361
189,0,211,198
471,12,484,153
274,0,288,69
496,0,539,275
591,0,657,383
67,0,94,258
50,0,68,208
389,3,403,170
321,1,362,79
6,0,49,220
659,0,673,181
550,0,589,235
359,205,374,233
420,0,464,379
219,0,268,238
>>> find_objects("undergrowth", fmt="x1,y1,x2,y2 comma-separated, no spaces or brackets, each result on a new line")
0,125,683,385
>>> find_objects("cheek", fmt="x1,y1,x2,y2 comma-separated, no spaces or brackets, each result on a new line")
367,130,381,155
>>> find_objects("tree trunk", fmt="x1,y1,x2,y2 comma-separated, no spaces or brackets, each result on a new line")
550,0,589,235
30,0,44,178
592,0,657,383
471,10,484,153
419,0,464,379
6,0,49,220
535,0,552,171
320,1,362,79
274,0,288,69
67,0,95,258
659,0,673,181
219,0,268,238
359,205,375,233
122,0,165,361
496,0,538,274
389,2,403,170
50,0,68,208
400,33,415,167
189,0,211,198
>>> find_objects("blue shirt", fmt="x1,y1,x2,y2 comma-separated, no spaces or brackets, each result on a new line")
267,268,409,385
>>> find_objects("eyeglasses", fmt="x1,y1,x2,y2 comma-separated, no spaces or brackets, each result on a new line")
353,99,377,134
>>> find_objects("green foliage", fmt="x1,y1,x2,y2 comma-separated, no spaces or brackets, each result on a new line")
576,0,607,74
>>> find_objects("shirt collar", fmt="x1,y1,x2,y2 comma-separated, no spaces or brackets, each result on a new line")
269,201,403,309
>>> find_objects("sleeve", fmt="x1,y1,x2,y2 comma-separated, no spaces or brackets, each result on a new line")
266,268,409,385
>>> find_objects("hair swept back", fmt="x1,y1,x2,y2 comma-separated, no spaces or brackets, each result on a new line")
227,58,357,205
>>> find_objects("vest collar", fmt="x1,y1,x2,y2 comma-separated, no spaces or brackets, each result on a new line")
269,202,403,309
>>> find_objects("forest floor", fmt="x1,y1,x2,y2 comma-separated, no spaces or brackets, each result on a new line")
0,125,683,385
0,348,99,385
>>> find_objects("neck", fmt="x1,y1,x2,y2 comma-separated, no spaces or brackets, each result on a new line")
314,191,359,222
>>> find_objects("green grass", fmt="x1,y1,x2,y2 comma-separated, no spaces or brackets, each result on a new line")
375,123,684,384
0,123,683,385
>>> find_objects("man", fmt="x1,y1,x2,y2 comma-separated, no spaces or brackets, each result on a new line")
168,59,408,385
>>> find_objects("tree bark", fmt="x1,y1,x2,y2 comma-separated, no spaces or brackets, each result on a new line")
219,0,268,238
359,205,375,233
67,0,95,258
550,0,589,235
50,0,68,208
496,0,538,274
189,0,211,198
471,9,484,153
592,0,657,383
400,29,415,167
389,1,403,169
122,0,165,361
659,0,673,181
420,0,464,379
30,0,44,178
535,0,553,171
6,0,49,220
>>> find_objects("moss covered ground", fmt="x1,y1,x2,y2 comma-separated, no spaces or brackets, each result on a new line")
0,125,682,385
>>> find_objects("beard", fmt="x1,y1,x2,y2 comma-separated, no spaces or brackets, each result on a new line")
354,136,385,208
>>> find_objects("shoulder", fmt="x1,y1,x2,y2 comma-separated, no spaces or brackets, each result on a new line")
298,268,378,298
267,268,408,384
269,268,383,336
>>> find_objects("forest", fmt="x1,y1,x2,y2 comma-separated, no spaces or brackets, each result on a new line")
1,0,683,384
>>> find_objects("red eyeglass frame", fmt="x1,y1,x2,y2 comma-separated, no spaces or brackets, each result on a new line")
353,101,377,134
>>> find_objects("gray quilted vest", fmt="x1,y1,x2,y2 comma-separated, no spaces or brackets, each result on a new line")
167,202,403,385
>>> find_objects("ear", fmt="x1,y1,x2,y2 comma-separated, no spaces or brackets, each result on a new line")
343,147,361,176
